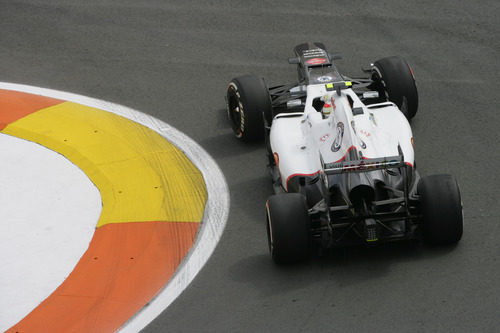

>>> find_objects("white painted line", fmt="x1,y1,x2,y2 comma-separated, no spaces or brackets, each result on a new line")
0,82,230,332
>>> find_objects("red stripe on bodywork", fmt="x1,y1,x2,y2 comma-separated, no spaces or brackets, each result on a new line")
286,170,321,191
334,146,357,163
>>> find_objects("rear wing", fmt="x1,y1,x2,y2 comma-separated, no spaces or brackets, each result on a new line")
323,155,405,175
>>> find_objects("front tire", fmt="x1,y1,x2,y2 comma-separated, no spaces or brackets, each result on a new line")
226,75,272,142
418,174,463,245
372,56,419,120
266,193,310,264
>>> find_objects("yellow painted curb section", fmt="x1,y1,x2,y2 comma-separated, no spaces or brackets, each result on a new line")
3,102,207,226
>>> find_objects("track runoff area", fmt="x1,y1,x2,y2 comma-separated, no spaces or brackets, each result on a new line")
0,82,229,332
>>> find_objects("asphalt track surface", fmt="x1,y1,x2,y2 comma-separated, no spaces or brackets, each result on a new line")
1,0,499,332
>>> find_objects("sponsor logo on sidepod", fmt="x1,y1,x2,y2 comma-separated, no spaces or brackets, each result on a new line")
331,122,344,152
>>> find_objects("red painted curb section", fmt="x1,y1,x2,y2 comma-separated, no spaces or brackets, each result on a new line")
7,221,199,332
0,90,62,130
1,89,212,332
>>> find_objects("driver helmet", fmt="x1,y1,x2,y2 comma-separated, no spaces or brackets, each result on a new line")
322,96,333,117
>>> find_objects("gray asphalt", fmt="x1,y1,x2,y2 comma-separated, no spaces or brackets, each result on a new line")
1,1,499,332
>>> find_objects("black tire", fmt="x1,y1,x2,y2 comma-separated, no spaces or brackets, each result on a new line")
226,75,272,142
372,56,419,120
418,174,463,245
266,193,311,264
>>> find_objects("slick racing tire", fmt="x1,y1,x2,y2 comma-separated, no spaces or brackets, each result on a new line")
226,75,272,142
266,193,310,264
372,56,418,120
418,174,463,245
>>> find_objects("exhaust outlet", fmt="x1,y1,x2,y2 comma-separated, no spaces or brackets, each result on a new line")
349,184,375,206
347,172,376,206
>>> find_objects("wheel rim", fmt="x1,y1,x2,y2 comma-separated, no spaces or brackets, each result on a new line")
266,203,274,254
227,87,243,138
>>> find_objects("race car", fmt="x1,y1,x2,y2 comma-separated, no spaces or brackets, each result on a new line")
226,42,463,264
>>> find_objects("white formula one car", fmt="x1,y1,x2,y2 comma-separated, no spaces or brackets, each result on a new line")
226,42,463,264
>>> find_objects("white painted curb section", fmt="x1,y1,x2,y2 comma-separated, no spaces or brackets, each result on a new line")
0,82,230,332
0,134,101,330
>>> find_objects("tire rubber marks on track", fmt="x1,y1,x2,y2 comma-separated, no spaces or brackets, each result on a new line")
3,102,207,225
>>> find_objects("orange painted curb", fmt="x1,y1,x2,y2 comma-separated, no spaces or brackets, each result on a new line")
7,221,199,333
2,89,208,331
0,90,62,130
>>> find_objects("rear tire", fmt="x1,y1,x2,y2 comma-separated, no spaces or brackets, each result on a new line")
226,75,272,142
372,56,418,120
266,193,310,264
418,174,463,245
